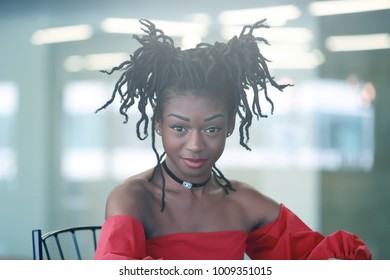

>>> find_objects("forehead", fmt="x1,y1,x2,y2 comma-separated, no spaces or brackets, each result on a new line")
163,93,227,116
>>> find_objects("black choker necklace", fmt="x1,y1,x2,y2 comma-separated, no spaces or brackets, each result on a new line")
161,160,211,189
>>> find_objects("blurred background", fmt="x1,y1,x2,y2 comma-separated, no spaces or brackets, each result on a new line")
0,0,389,259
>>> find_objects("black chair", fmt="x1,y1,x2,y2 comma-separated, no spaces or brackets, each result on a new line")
32,226,101,260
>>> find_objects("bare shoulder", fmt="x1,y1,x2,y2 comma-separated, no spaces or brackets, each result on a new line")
229,179,281,228
105,169,156,222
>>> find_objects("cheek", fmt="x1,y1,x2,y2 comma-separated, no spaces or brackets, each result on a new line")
161,130,183,150
209,137,227,157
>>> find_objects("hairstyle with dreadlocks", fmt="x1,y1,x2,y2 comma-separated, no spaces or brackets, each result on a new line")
95,18,290,211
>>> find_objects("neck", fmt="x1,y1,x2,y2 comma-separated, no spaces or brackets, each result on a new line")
161,160,211,189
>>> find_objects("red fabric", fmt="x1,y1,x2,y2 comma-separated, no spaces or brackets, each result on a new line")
246,205,372,260
94,205,372,260
146,231,247,260
94,214,150,260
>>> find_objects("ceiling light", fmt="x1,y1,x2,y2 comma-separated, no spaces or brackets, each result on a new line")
309,0,390,16
219,5,301,27
101,18,208,38
84,53,129,71
101,18,144,34
221,26,313,43
63,53,129,72
31,24,93,45
326,33,390,51
264,49,325,69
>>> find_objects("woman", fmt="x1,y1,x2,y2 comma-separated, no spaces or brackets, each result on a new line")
94,19,371,260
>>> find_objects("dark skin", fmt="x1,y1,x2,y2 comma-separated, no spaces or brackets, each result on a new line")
105,91,280,239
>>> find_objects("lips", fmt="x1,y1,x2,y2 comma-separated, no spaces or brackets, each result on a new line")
182,158,207,169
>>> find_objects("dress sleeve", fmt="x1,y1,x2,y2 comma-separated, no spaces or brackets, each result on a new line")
94,215,156,260
246,204,372,260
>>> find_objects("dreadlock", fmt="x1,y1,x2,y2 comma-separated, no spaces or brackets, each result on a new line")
96,18,291,211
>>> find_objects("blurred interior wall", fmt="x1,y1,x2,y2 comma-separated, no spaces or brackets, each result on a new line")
0,1,389,259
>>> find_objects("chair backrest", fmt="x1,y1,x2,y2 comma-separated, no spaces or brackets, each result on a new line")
32,226,101,260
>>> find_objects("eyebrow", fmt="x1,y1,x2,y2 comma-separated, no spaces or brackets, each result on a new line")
168,113,225,122
204,114,225,122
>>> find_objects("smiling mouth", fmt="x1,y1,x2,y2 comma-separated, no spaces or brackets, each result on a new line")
182,158,207,169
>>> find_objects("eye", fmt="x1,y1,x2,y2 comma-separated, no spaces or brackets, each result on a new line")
205,126,222,134
169,125,187,133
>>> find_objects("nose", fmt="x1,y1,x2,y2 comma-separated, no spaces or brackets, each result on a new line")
186,130,205,153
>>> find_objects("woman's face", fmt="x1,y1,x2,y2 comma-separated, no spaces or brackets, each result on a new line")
156,92,235,182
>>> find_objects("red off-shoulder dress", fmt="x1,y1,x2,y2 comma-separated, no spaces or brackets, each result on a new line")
94,204,371,260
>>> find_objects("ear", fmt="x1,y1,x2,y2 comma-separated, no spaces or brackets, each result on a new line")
155,117,162,136
227,117,235,137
